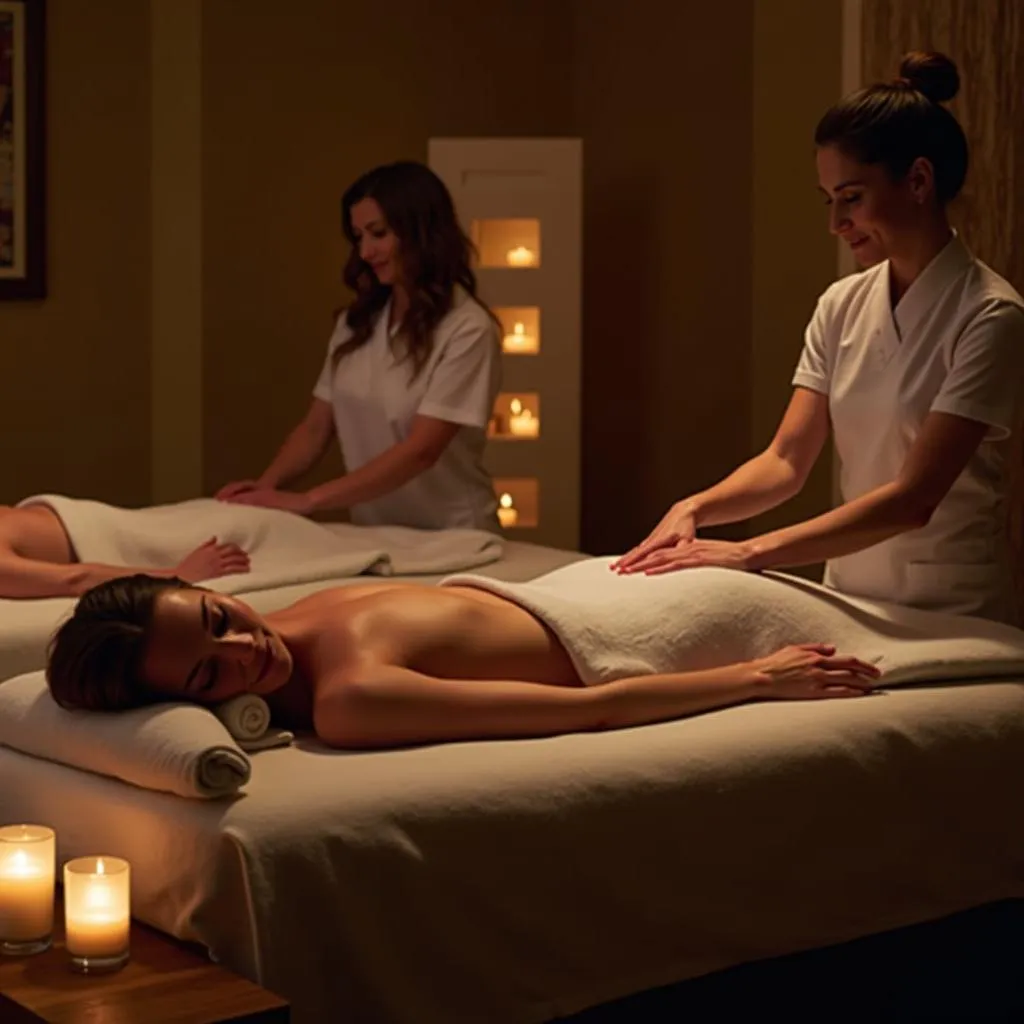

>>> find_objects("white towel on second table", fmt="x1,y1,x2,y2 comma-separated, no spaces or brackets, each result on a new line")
212,694,294,752
0,671,251,799
18,495,503,594
442,558,1024,685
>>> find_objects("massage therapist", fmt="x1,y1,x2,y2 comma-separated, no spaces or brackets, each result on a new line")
218,161,503,532
616,52,1024,624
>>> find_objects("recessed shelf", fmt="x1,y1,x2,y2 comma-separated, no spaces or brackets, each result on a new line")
494,478,539,529
472,218,541,268
489,393,540,440
495,307,540,355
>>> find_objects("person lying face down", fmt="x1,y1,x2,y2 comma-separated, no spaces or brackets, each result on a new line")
0,504,250,599
46,574,880,750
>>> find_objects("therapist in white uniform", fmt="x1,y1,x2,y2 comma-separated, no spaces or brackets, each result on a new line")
615,51,1024,623
217,161,502,532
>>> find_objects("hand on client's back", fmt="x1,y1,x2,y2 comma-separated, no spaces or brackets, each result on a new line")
176,537,251,582
617,538,755,575
220,488,313,515
612,502,698,573
216,479,259,501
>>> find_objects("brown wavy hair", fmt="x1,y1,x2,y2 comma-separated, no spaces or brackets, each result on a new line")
47,575,193,712
332,160,494,380
814,51,968,205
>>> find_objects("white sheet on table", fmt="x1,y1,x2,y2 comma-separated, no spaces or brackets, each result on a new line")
2,678,1022,1024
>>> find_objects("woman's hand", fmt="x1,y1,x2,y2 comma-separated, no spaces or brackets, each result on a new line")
612,502,698,574
175,537,251,582
621,538,756,575
216,480,260,501
221,488,314,515
750,643,881,700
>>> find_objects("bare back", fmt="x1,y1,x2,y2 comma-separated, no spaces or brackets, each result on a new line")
269,583,581,698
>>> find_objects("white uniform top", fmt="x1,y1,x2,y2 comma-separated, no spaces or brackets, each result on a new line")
792,235,1024,622
313,290,501,531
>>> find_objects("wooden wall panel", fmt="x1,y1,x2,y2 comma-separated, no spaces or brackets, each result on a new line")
862,0,1024,616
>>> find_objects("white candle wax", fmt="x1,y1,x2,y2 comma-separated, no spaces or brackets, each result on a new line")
508,409,539,438
0,825,55,942
497,493,518,528
502,322,537,353
505,246,536,268
64,856,130,960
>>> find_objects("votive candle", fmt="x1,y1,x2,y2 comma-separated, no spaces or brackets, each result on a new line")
0,824,55,955
64,856,131,973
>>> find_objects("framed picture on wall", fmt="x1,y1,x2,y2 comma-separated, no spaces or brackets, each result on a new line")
0,0,45,300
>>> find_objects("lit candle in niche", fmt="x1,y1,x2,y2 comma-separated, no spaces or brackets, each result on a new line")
507,398,539,438
64,856,131,973
497,492,518,528
502,321,538,354
505,245,537,268
0,825,55,956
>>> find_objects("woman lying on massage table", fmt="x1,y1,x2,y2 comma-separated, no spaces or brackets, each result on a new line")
0,505,250,599
46,573,880,749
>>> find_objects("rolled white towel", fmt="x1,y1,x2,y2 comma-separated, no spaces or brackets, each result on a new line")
213,694,271,741
212,694,294,752
0,671,250,799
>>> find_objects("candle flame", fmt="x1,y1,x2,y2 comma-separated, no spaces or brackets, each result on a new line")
513,322,525,335
499,493,513,509
96,859,105,876
510,398,522,415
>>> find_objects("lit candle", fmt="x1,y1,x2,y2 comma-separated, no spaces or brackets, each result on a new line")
505,245,537,268
497,492,518,528
64,856,130,972
0,824,55,955
502,321,538,354
507,398,539,438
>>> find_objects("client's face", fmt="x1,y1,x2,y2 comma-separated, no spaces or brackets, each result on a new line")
140,590,293,705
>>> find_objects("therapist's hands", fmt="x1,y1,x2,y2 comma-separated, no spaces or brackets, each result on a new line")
623,538,757,575
611,501,699,574
220,487,314,516
216,479,261,501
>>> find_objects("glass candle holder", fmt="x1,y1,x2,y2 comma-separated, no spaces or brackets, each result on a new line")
63,856,130,973
0,824,56,956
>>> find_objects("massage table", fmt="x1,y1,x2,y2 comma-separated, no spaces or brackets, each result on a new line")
2,560,1024,1022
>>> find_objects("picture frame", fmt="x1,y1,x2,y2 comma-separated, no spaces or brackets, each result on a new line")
0,0,45,300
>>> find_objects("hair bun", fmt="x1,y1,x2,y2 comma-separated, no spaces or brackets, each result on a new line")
898,51,960,103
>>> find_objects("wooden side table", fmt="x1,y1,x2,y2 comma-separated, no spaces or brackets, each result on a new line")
0,897,289,1023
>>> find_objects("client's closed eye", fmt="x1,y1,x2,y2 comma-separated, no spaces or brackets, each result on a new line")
212,606,230,638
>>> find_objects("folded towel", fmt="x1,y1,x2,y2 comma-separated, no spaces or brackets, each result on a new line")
0,671,251,799
212,693,294,753
442,559,1024,686
17,495,504,592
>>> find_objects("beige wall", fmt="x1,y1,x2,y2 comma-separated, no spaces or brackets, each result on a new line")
0,0,151,506
200,0,576,496
749,0,843,540
575,0,843,553
2,0,846,551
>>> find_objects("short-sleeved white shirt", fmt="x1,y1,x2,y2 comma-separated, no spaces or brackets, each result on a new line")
314,290,501,531
792,235,1024,622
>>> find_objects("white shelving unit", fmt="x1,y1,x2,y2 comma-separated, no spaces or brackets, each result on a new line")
428,137,582,550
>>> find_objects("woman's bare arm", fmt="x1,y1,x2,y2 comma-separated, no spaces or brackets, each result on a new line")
313,645,879,750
